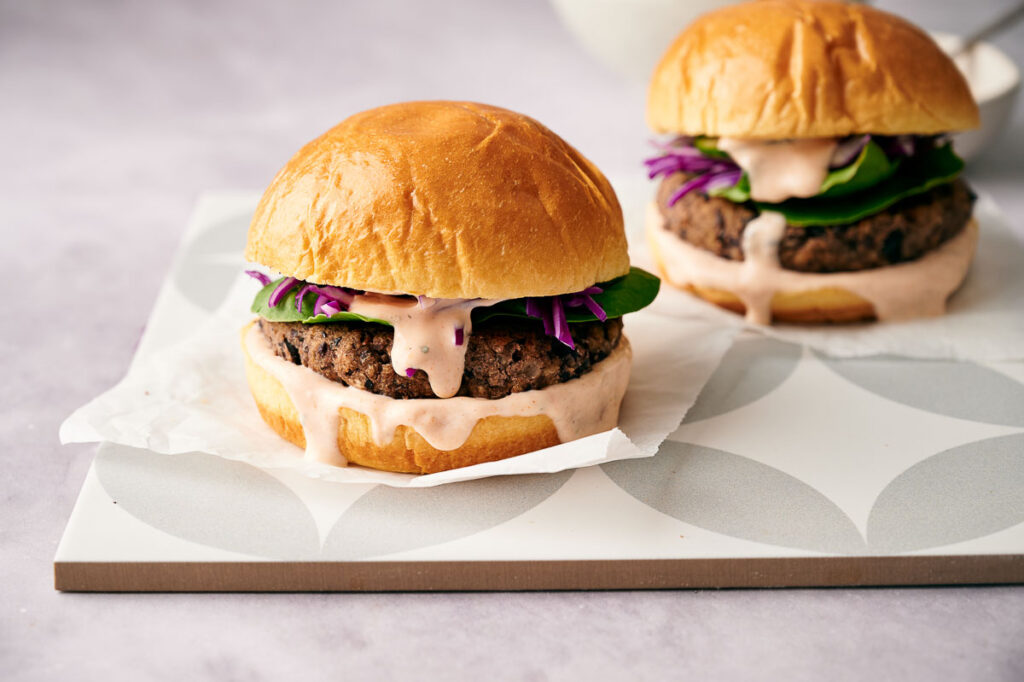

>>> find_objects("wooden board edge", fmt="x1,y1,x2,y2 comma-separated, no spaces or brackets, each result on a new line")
55,555,1024,592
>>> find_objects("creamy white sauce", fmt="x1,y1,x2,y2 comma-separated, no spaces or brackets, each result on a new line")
718,138,838,203
348,295,496,399
737,212,789,325
647,202,978,325
246,324,632,467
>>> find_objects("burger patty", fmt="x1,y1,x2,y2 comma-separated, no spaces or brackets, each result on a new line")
258,316,623,400
655,176,975,273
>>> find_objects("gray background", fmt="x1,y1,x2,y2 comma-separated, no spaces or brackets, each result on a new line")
2,0,1023,680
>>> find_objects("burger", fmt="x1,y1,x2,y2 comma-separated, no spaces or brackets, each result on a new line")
241,101,659,474
644,0,980,324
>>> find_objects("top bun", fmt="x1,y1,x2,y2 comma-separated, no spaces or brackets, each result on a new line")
246,101,629,299
647,0,979,138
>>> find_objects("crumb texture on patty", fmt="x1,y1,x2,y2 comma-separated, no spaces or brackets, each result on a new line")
258,317,623,400
656,176,975,273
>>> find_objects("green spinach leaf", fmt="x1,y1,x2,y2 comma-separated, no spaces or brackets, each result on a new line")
250,282,389,326
707,140,899,202
250,267,661,326
477,267,661,324
762,144,963,226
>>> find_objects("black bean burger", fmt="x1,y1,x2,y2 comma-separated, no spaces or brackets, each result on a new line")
644,0,980,324
242,101,659,474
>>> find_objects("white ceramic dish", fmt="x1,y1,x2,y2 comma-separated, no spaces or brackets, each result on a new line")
549,0,736,82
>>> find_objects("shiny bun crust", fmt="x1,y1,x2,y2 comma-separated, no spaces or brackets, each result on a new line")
246,101,629,299
242,325,632,474
680,283,876,324
648,0,979,138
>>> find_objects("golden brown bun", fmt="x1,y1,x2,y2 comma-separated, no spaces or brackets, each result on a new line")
680,283,876,324
246,101,629,299
241,323,631,474
648,0,980,138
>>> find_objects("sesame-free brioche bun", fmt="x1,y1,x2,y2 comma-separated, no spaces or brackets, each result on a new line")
676,283,877,324
647,0,979,139
245,101,629,299
241,322,632,474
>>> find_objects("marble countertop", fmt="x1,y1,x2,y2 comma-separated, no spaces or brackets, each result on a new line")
2,0,1022,679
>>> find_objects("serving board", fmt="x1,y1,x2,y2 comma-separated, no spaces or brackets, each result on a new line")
54,192,1024,591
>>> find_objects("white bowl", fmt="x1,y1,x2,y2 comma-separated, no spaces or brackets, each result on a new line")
549,0,873,83
932,32,1021,163
549,5,1020,162
549,0,737,82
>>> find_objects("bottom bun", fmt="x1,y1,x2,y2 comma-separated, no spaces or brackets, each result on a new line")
646,201,977,325
680,284,876,324
242,322,631,474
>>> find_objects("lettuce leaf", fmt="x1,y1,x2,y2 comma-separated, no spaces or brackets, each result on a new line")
250,267,660,326
762,144,964,227
700,140,963,227
251,282,389,325
708,140,899,203
818,141,900,198
477,266,661,324
713,175,751,203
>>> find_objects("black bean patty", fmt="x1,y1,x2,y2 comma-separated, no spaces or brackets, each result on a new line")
258,317,623,400
655,175,975,273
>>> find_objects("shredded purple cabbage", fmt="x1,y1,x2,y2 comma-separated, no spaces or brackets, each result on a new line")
832,133,932,167
306,288,349,317
551,298,569,347
646,134,946,207
404,368,416,378
876,134,951,159
888,135,916,157
245,270,272,286
309,285,355,308
644,138,742,206
524,286,606,349
835,134,949,163
248,269,610,350
311,294,327,317
320,299,342,317
294,284,315,313
830,134,870,169
666,169,743,206
268,277,298,307
247,270,359,317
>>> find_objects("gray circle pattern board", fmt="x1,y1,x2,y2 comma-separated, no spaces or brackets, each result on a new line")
97,334,1024,560
606,337,1024,555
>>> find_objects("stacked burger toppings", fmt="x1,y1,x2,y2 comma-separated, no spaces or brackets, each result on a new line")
646,134,974,274
644,0,980,324
241,101,658,474
245,268,655,400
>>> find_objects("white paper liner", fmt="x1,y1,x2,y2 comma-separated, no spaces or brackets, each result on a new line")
639,193,1024,361
60,274,737,487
